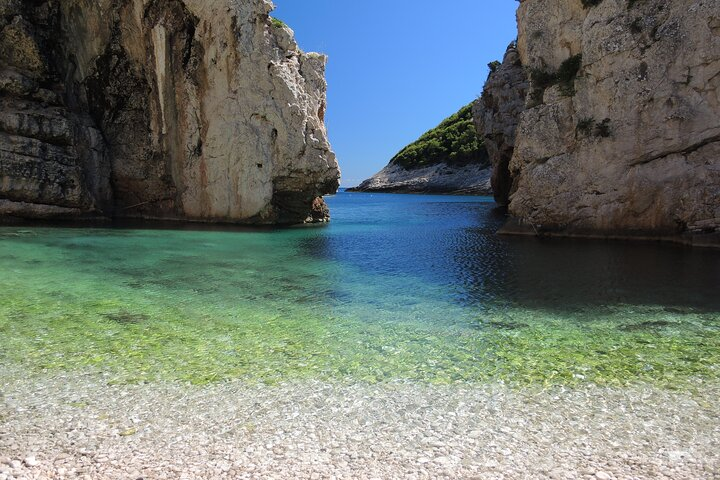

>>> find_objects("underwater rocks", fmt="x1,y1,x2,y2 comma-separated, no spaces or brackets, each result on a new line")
475,0,720,243
0,0,339,225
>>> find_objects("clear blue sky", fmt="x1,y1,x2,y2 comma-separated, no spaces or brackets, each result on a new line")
272,1,519,187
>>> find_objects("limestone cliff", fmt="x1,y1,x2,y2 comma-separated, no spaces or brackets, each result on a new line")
0,0,340,224
473,44,529,206
350,103,492,195
477,0,720,243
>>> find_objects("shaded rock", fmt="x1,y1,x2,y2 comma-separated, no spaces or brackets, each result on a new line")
473,43,529,206
309,197,330,223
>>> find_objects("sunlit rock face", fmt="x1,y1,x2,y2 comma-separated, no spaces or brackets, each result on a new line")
0,0,339,224
480,0,720,239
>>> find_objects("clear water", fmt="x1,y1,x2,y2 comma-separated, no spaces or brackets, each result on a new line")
1,192,719,387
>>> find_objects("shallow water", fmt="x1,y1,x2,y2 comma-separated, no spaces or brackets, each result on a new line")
1,192,719,386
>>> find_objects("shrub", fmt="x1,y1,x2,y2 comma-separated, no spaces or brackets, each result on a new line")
528,54,583,100
575,117,612,138
270,17,286,28
390,103,489,170
595,118,612,137
557,54,582,95
576,117,595,137
529,67,557,90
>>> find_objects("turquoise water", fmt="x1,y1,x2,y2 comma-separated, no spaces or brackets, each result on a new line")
1,192,719,386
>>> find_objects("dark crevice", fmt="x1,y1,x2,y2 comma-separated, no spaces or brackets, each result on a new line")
630,134,720,167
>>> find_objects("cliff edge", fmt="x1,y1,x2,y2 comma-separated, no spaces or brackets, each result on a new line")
476,0,719,244
0,0,340,225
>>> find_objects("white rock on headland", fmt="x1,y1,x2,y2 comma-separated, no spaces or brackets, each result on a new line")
351,102,491,195
350,162,492,195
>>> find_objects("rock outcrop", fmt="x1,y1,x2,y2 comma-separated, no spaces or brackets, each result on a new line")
0,0,339,224
473,44,529,206
351,102,491,195
477,0,720,243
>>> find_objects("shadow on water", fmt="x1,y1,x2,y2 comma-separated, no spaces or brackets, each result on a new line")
499,235,720,312
309,192,720,314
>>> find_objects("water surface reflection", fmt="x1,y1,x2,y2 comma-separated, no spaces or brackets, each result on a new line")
320,192,720,313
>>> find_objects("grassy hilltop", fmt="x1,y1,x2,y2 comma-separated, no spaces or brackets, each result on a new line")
390,103,488,170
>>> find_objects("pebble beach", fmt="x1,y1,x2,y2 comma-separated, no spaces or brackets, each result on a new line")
2,367,718,480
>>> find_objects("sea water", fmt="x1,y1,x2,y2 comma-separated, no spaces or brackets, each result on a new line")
1,191,718,387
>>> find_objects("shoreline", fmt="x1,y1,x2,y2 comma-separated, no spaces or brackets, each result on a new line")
499,218,720,249
345,187,493,196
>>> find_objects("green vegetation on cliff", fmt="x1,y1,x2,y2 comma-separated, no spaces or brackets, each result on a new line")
270,17,287,28
390,103,488,170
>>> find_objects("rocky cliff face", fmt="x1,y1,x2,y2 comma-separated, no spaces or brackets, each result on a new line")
478,0,719,242
0,0,339,224
0,0,111,219
473,44,528,206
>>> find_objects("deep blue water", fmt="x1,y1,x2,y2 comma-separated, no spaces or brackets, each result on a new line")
324,191,720,313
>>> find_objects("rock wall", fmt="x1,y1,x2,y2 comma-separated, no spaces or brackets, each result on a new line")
479,0,720,241
0,0,111,219
0,0,339,224
473,44,528,206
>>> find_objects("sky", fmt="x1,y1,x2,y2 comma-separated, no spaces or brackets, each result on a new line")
272,1,519,187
